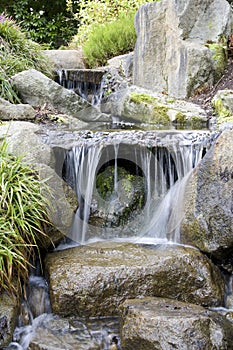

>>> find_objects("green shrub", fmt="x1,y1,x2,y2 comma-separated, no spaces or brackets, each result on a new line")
0,140,49,293
83,13,136,68
0,14,54,102
69,0,153,48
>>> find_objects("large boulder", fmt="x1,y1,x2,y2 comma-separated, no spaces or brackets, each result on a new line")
0,98,35,121
133,0,232,98
11,69,110,122
107,52,134,79
0,121,53,166
45,242,224,317
43,49,85,70
102,86,208,126
180,129,233,261
120,297,233,350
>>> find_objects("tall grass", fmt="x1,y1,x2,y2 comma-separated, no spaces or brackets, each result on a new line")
0,139,49,293
83,12,136,68
0,13,54,103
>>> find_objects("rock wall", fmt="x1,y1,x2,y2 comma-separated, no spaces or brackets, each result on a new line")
133,0,232,98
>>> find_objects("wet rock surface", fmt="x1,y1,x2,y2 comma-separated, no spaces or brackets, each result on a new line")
41,126,215,151
38,164,78,248
45,242,225,317
7,313,120,350
120,297,233,350
181,129,233,261
0,293,19,348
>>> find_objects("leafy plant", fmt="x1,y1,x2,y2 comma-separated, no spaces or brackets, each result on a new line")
83,12,136,68
0,0,79,48
0,13,54,102
0,139,49,293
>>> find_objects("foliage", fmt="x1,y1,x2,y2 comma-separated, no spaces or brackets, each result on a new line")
0,14,53,103
0,139,49,293
68,0,153,48
83,12,136,68
0,0,79,48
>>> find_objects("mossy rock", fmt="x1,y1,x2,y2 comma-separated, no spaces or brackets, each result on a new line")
93,165,145,227
123,92,171,125
207,40,228,80
212,90,233,126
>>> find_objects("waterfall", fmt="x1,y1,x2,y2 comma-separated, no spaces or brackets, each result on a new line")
56,68,106,106
62,131,207,245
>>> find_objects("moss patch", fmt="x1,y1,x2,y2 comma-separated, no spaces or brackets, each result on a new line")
206,41,227,79
175,112,185,125
95,165,145,227
129,92,170,125
212,98,233,125
130,92,157,104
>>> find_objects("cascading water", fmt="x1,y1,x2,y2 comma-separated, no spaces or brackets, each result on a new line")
62,130,210,245
56,68,106,106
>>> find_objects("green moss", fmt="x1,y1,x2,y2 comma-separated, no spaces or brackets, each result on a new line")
152,105,170,124
212,98,233,125
130,92,157,104
129,92,170,125
207,42,227,78
190,115,204,128
166,98,176,103
175,112,185,124
48,114,66,123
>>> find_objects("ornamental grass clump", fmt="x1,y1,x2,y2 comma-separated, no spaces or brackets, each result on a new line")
0,140,49,293
0,13,54,102
83,12,136,68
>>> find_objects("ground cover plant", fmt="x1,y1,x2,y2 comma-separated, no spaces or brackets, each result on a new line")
0,13,53,103
0,140,49,293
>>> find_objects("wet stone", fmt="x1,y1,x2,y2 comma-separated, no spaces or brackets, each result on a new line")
45,242,225,317
120,297,233,350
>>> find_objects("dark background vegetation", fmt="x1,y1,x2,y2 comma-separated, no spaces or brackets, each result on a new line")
0,0,80,48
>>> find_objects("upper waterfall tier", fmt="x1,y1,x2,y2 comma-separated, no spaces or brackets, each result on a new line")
56,68,107,106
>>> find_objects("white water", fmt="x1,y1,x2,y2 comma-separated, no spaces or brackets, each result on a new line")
63,137,205,245
57,68,105,106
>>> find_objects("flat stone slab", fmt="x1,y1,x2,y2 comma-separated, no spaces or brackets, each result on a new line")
45,242,224,317
120,297,233,350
